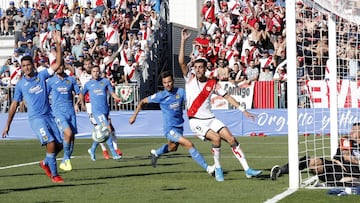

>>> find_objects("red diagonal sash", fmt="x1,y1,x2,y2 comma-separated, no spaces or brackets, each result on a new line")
227,34,237,47
106,30,115,41
127,66,135,80
122,50,128,63
264,55,273,67
187,79,216,117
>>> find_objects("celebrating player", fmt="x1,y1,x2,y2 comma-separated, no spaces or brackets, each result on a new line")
2,31,64,183
129,71,216,178
178,28,262,181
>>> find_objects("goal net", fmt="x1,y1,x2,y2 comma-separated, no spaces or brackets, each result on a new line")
289,0,360,188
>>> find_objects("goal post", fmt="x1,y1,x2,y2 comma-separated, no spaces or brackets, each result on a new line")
287,0,360,188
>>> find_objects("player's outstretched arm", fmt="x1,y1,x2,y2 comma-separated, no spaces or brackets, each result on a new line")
223,94,256,120
129,97,149,125
178,28,191,77
50,31,62,73
2,100,19,138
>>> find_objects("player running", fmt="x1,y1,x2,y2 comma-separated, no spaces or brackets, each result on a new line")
79,59,123,159
78,66,122,161
178,28,262,181
47,63,81,171
129,71,216,178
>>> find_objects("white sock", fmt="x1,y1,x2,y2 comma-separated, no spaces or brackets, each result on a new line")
111,131,118,150
232,145,249,171
212,147,221,168
99,142,107,151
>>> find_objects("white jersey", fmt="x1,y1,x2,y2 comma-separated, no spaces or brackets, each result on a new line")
79,71,92,88
184,70,226,119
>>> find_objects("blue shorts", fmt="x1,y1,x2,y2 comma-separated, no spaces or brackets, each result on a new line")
54,113,78,136
165,128,183,143
30,114,62,145
93,113,110,127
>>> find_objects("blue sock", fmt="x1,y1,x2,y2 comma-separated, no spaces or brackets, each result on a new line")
63,141,70,161
91,141,99,152
189,147,208,170
156,144,169,156
106,136,117,157
46,153,58,177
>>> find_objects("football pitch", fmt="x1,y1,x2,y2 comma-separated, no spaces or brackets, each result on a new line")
0,136,358,202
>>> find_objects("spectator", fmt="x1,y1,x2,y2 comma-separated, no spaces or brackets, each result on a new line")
229,62,246,84
24,39,37,58
246,59,259,83
4,1,17,35
273,66,287,108
20,0,33,21
13,9,27,48
258,66,274,81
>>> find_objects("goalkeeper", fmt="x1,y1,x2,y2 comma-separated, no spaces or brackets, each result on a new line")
271,123,360,186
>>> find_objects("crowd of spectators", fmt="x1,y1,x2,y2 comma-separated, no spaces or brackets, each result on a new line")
0,0,158,87
187,0,359,108
0,0,160,112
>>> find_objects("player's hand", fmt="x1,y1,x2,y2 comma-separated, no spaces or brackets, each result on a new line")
2,127,9,138
129,115,136,125
244,111,256,120
181,28,191,41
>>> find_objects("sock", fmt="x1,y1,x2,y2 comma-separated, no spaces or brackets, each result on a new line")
106,136,117,157
232,144,249,171
99,142,107,151
111,131,118,150
46,153,58,177
189,147,208,170
155,144,169,157
63,141,70,161
91,141,99,152
212,147,221,168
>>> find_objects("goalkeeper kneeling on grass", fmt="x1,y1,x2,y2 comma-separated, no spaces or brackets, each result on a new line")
270,122,360,186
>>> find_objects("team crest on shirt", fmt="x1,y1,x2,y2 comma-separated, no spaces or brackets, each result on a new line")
175,94,180,99
35,77,40,83
66,80,70,84
206,86,211,91
100,81,104,86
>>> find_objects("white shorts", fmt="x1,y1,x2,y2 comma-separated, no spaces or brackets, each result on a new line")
189,117,225,140
85,102,96,125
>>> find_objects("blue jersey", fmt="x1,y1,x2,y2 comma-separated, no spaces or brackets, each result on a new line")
47,74,80,115
148,87,185,135
82,78,113,115
13,70,52,119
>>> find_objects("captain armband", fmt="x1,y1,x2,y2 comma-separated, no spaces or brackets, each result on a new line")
237,105,245,112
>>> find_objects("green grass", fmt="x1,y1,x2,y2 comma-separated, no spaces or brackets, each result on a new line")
0,136,358,203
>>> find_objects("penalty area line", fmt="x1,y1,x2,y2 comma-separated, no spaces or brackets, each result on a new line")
264,188,298,203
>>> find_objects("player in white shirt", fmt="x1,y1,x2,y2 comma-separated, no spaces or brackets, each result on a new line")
79,59,123,159
178,28,262,181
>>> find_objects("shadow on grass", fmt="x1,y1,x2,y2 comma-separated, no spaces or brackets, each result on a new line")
0,182,104,195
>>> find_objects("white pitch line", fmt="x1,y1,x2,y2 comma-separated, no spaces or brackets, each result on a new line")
264,188,298,203
0,157,79,170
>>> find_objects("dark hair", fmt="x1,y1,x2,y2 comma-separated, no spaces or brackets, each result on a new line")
21,55,34,64
353,123,360,127
194,58,207,67
160,70,173,80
